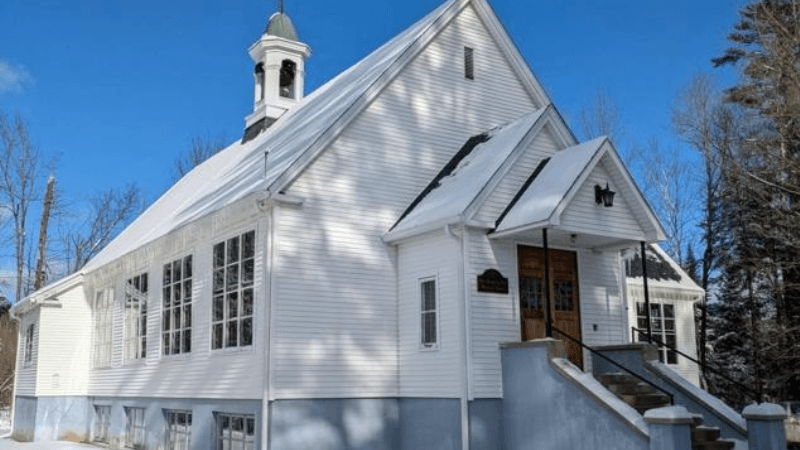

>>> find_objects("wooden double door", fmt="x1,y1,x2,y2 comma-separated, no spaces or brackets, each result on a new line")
518,245,583,367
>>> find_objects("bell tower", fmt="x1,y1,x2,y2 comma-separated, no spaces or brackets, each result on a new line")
243,4,311,142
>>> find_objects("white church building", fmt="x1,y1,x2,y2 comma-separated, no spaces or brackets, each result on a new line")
11,1,761,450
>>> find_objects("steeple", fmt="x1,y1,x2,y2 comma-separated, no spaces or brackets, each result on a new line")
243,3,311,142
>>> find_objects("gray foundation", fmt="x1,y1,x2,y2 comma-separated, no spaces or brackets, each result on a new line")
399,398,461,450
269,398,400,450
12,396,37,442
469,398,503,450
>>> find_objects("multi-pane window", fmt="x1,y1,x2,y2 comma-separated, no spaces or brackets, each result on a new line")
124,273,148,361
165,410,192,450
163,256,193,356
554,280,575,311
24,324,34,366
212,231,255,350
93,405,111,443
93,289,113,368
216,413,256,450
636,302,677,364
420,278,437,348
125,407,146,449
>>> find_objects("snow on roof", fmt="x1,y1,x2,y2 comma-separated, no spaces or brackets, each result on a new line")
83,0,460,272
494,136,607,233
390,108,546,234
624,244,704,293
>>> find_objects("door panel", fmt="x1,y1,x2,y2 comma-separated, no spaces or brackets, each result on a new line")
518,245,582,367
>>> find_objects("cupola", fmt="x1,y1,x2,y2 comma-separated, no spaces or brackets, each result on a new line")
243,7,311,142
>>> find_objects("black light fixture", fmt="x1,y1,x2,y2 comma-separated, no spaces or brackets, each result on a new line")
595,183,616,207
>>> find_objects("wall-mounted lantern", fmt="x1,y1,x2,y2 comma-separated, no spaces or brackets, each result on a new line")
595,183,616,207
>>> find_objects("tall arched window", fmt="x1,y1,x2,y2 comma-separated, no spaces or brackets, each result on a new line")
279,59,296,99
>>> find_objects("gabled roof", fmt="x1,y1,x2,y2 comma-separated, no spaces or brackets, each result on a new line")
83,0,466,272
80,0,554,273
625,244,704,294
494,136,607,233
388,108,548,236
492,137,666,241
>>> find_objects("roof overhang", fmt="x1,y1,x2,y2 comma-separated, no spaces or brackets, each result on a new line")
10,273,84,320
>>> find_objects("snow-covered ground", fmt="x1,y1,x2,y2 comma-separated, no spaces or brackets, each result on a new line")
0,408,96,449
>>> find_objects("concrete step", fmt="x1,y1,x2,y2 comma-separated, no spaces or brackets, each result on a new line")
606,381,660,396
692,425,721,443
692,438,736,450
597,372,640,386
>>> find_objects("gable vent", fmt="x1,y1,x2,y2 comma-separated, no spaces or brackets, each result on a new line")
465,47,474,80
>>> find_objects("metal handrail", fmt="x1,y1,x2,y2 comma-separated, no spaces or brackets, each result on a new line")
551,326,674,406
631,327,762,404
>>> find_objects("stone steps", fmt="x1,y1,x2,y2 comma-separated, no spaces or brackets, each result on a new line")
595,372,735,450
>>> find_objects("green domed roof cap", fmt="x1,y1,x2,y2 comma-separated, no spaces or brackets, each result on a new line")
265,12,299,41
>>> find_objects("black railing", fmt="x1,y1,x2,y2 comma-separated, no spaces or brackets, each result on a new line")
631,327,762,404
552,326,674,406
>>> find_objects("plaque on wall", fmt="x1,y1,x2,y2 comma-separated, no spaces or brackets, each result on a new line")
477,269,509,294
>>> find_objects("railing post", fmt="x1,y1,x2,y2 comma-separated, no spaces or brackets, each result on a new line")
644,406,694,450
543,228,552,338
743,404,788,450
641,241,652,343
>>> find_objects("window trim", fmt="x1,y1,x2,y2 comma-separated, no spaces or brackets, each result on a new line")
161,254,194,357
164,409,192,450
124,272,149,363
419,275,440,350
23,323,34,366
464,46,475,80
636,301,678,365
210,229,256,352
215,412,256,450
93,404,111,443
92,288,114,369
125,406,146,449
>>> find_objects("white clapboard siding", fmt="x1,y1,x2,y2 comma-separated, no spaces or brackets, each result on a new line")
35,285,92,396
86,211,267,400
15,309,39,396
473,127,562,224
560,157,647,240
397,230,462,398
269,4,536,400
468,236,627,398
467,229,518,399
578,250,627,348
626,284,701,385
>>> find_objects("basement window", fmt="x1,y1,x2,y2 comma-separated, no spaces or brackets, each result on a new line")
420,277,438,348
464,47,474,80
165,410,192,450
125,407,146,449
215,413,256,450
212,230,256,350
163,256,193,356
93,405,111,443
124,273,148,361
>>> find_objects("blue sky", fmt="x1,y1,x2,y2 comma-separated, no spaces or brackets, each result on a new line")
0,0,743,204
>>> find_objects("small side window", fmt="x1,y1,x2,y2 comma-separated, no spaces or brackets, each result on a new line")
24,324,34,365
420,278,438,348
464,47,474,80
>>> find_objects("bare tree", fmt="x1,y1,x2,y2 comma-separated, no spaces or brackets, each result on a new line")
173,135,227,180
0,310,17,409
61,184,143,274
633,137,697,265
0,111,47,303
577,89,625,145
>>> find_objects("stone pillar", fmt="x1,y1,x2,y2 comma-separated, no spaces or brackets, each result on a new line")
644,406,694,450
742,403,787,450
